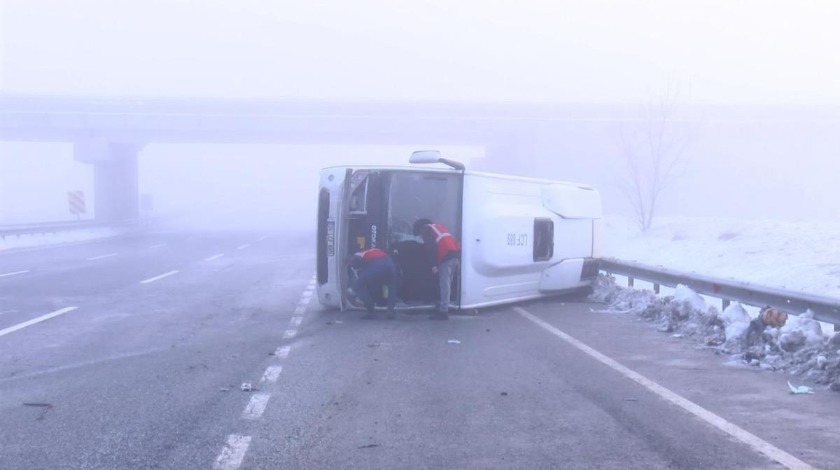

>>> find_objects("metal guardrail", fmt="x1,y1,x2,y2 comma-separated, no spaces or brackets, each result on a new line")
0,220,102,238
599,257,840,326
0,219,150,239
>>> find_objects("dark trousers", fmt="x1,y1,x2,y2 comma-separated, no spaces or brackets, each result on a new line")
353,257,398,312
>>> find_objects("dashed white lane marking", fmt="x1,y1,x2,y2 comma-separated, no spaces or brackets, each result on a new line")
0,270,29,278
261,366,283,384
205,253,225,261
515,306,815,470
257,236,267,242
0,307,78,338
87,253,118,261
275,346,291,359
236,244,250,250
210,276,311,468
149,243,166,249
139,270,180,284
213,434,251,470
242,393,270,420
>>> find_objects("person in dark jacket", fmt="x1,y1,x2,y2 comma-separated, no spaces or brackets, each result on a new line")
413,218,460,320
347,247,398,320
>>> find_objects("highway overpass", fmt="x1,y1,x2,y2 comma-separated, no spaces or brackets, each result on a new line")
2,94,838,222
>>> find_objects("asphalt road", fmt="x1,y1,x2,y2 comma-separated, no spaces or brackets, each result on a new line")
1,230,839,470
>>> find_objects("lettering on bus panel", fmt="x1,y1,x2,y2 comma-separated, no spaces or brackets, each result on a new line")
326,220,335,256
506,232,529,247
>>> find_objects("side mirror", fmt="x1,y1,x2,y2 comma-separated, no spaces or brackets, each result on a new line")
409,150,442,164
409,150,465,171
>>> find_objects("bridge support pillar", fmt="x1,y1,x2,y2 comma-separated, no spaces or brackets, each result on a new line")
74,141,141,223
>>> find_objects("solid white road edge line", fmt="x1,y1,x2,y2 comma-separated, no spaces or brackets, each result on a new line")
289,316,303,327
0,307,78,338
213,434,252,470
293,306,306,315
515,306,814,470
87,253,119,261
0,270,30,278
139,270,179,284
205,253,225,261
261,366,283,383
242,393,270,420
283,329,297,339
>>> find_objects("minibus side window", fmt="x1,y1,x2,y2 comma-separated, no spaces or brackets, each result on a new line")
533,218,554,261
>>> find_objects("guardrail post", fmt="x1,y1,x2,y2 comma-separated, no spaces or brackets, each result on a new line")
722,299,730,310
628,277,634,288
653,283,660,294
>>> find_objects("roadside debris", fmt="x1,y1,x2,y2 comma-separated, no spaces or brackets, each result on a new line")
219,387,230,392
240,383,254,392
592,273,840,392
447,339,461,344
788,381,815,395
23,402,53,421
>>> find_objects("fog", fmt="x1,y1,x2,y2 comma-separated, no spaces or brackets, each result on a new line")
2,0,840,229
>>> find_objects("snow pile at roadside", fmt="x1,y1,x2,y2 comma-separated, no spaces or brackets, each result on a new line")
591,274,840,392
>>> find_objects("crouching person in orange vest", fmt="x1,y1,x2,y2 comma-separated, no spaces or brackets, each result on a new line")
347,248,398,320
413,218,460,320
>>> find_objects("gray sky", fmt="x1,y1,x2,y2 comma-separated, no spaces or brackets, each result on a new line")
2,0,839,103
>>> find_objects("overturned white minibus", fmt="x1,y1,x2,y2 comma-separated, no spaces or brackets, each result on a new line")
316,151,602,312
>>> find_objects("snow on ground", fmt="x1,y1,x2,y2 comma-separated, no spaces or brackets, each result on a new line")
602,216,840,299
596,216,840,392
0,227,123,252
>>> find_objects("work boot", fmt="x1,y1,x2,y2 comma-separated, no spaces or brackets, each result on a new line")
346,289,364,308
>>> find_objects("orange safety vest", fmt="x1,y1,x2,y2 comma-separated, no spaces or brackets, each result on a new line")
426,223,459,263
355,248,388,262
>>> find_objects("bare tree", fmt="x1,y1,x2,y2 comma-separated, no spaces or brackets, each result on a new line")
618,83,695,231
